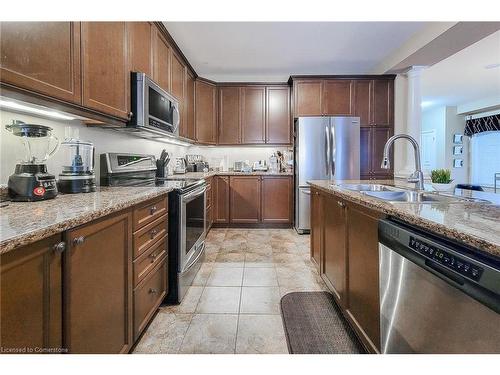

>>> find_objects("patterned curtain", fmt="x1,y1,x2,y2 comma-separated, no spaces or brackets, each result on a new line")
464,114,500,136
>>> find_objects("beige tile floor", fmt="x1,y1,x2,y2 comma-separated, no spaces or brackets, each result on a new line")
133,228,327,354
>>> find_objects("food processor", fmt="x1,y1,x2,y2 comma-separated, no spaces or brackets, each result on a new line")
57,127,96,194
5,120,59,201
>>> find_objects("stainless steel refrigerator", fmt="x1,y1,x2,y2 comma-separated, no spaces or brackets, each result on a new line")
294,116,360,234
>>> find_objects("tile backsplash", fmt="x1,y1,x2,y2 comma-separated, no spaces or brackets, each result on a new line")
0,110,290,185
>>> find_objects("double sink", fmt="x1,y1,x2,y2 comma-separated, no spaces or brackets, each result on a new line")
336,184,490,204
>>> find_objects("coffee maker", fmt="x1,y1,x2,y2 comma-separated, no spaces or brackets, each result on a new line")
57,127,97,194
5,120,59,201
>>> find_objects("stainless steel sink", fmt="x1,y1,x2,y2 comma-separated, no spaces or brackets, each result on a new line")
363,190,466,204
337,183,396,192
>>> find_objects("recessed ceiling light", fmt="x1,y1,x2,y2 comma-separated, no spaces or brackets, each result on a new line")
484,63,500,69
0,99,75,120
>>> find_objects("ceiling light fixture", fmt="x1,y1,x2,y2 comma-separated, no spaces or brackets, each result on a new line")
0,98,76,120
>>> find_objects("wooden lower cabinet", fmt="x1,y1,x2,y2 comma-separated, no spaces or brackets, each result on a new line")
310,189,323,269
261,176,292,223
0,235,63,353
345,202,383,352
65,211,133,354
322,196,346,305
312,191,384,353
214,176,230,224
230,176,261,223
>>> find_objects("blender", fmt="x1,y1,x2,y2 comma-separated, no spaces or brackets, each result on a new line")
57,127,97,194
5,120,60,201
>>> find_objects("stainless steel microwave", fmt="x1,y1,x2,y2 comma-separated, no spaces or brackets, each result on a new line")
128,72,180,138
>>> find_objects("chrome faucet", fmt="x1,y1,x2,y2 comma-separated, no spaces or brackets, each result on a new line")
380,134,425,190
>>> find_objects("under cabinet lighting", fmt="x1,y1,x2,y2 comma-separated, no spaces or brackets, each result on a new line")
0,99,76,120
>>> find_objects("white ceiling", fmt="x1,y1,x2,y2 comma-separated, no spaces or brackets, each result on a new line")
164,22,428,82
421,30,500,113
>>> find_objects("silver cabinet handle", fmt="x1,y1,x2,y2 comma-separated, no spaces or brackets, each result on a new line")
337,201,345,207
302,190,311,195
150,206,157,215
150,228,159,239
149,288,158,294
73,236,85,246
53,241,66,254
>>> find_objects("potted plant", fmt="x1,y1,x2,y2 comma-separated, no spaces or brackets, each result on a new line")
430,169,454,191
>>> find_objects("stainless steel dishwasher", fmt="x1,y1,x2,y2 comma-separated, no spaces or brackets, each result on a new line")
378,219,500,354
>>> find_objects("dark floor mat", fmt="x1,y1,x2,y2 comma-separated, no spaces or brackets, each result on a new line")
280,291,367,354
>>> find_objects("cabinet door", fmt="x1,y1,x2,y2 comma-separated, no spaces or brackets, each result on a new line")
65,211,132,354
261,176,292,223
185,70,196,140
171,50,186,137
372,79,393,126
241,86,265,144
218,86,241,144
0,235,63,352
266,86,291,144
229,176,261,223
152,26,170,93
322,196,346,305
371,126,393,178
346,203,382,351
128,22,152,77
214,176,230,223
322,80,353,115
310,189,323,271
353,80,372,126
360,127,372,180
294,80,322,116
82,22,129,119
0,22,81,104
195,80,217,144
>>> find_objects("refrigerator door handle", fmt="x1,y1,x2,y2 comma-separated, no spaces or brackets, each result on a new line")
330,124,336,178
324,125,330,175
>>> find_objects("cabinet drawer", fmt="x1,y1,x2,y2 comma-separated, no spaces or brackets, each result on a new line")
133,260,167,339
133,236,167,287
133,196,168,231
133,214,167,258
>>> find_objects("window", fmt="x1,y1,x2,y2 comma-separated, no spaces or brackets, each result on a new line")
471,131,500,188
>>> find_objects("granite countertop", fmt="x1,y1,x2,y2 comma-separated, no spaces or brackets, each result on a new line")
0,186,174,255
170,170,293,179
308,179,500,259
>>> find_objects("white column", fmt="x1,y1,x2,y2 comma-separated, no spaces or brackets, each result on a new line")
394,66,426,178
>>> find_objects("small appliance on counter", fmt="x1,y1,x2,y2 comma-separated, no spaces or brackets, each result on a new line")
186,154,209,172
173,157,187,174
252,160,268,172
57,128,96,194
156,149,170,178
5,120,59,201
233,160,251,172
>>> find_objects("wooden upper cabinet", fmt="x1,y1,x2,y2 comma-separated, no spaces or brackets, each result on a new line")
266,86,291,144
1,235,63,352
322,195,347,305
353,80,372,126
81,22,129,119
241,86,265,144
218,86,241,144
372,79,393,126
152,26,170,93
185,70,196,140
261,176,292,223
170,50,186,137
322,80,353,116
371,126,393,177
65,211,132,354
127,22,152,77
195,80,217,144
214,176,230,223
294,80,322,116
0,22,81,104
229,176,261,223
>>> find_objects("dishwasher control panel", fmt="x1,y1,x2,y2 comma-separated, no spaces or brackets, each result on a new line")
409,236,484,281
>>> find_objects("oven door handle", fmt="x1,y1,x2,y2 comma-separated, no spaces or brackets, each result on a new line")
181,185,207,202
180,243,205,275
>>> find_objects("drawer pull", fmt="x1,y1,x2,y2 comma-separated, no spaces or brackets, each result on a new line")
73,236,85,246
53,241,66,254
149,288,158,294
149,252,160,263
150,206,157,215
337,201,345,207
150,229,159,239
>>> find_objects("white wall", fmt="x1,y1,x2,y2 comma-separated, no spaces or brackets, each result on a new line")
0,110,286,184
